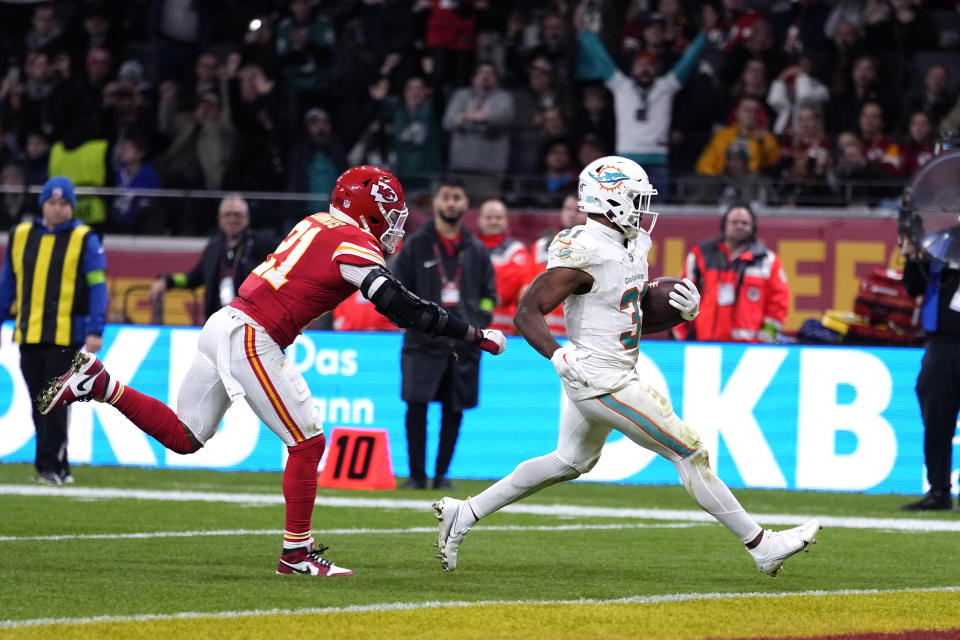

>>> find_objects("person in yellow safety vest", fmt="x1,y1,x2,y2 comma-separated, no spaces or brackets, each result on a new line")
0,176,108,484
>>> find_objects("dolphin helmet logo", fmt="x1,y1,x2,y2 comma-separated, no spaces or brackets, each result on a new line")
588,164,631,191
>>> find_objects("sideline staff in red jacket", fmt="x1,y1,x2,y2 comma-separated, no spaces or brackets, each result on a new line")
673,204,789,342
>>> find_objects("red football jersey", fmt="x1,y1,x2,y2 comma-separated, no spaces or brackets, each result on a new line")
231,213,386,348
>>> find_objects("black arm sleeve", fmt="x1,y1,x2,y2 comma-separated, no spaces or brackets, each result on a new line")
360,268,473,340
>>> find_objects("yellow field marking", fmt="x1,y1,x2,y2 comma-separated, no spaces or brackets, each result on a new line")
3,588,959,640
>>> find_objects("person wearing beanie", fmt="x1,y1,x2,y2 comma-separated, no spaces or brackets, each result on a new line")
0,175,108,484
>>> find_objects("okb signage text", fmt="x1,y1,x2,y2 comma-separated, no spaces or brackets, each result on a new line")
0,325,940,495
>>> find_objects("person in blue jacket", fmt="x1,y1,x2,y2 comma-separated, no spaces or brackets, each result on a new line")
0,176,107,484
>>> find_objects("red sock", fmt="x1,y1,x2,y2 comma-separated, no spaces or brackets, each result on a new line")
110,385,198,455
283,435,326,547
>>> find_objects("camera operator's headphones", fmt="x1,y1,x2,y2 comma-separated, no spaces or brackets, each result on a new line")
720,203,758,244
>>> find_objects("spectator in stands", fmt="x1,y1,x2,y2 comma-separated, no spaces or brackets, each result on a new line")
725,58,775,127
659,0,696,55
50,46,111,138
570,82,615,157
225,64,294,192
156,86,235,196
0,164,34,229
824,1,865,40
184,51,221,100
287,107,346,215
511,12,575,100
20,130,50,186
831,130,895,205
857,101,902,176
72,7,120,67
275,0,336,106
575,133,607,168
529,193,587,337
774,103,833,206
938,91,960,137
477,199,531,335
111,134,160,233
148,0,215,83
766,0,831,56
630,12,676,72
575,13,706,194
692,142,766,209
381,76,444,196
48,115,109,228
822,20,865,97
766,56,830,137
721,17,785,89
864,0,938,60
538,139,578,205
424,0,483,100
826,54,898,134
900,64,955,134
674,203,789,343
102,76,155,157
510,55,568,176
696,96,781,177
25,2,64,53
442,61,514,202
900,111,936,178
148,194,277,322
15,49,62,137
393,176,497,490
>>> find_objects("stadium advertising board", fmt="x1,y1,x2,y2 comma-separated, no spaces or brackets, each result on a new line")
44,214,902,331
0,325,947,496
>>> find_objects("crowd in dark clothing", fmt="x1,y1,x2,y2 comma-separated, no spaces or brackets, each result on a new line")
1,0,960,237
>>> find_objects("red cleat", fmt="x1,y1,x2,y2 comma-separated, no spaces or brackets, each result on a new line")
35,352,112,415
276,543,354,576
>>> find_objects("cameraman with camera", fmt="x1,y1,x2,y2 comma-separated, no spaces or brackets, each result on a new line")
898,229,960,511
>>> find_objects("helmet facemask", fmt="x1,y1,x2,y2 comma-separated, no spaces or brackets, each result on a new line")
376,202,407,253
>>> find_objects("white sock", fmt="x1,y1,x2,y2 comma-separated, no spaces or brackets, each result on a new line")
467,452,579,520
674,451,762,543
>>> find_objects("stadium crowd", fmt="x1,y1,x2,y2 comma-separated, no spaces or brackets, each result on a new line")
0,0,958,236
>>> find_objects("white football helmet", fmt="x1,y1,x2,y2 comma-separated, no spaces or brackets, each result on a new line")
577,156,659,239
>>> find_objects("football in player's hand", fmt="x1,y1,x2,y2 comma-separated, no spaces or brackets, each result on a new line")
640,276,684,333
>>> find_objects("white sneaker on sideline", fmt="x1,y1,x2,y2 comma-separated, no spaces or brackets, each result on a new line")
750,520,820,576
434,497,473,572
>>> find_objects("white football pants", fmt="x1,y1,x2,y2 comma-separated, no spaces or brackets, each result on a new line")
175,306,323,447
468,379,762,543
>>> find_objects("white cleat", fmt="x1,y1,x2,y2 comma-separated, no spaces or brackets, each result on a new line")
750,519,820,577
434,497,472,572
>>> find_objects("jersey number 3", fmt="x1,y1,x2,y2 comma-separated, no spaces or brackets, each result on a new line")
619,287,641,349
252,219,321,290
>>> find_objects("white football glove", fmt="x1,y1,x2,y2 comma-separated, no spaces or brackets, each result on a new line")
550,346,590,388
668,277,700,321
477,328,506,355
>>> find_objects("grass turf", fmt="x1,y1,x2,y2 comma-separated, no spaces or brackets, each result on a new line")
1,462,958,639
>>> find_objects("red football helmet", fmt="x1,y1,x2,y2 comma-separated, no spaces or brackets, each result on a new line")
331,165,408,253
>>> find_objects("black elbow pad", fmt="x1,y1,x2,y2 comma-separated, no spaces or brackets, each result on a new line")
360,268,450,336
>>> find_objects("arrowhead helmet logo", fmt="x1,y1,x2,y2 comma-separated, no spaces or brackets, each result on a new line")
369,180,399,204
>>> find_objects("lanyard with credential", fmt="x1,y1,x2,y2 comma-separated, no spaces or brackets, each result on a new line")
433,242,462,285
434,242,463,306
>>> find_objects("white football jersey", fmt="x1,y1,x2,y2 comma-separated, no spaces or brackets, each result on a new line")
547,218,651,400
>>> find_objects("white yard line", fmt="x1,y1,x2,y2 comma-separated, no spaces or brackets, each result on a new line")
2,483,959,532
2,586,959,629
0,522,699,543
